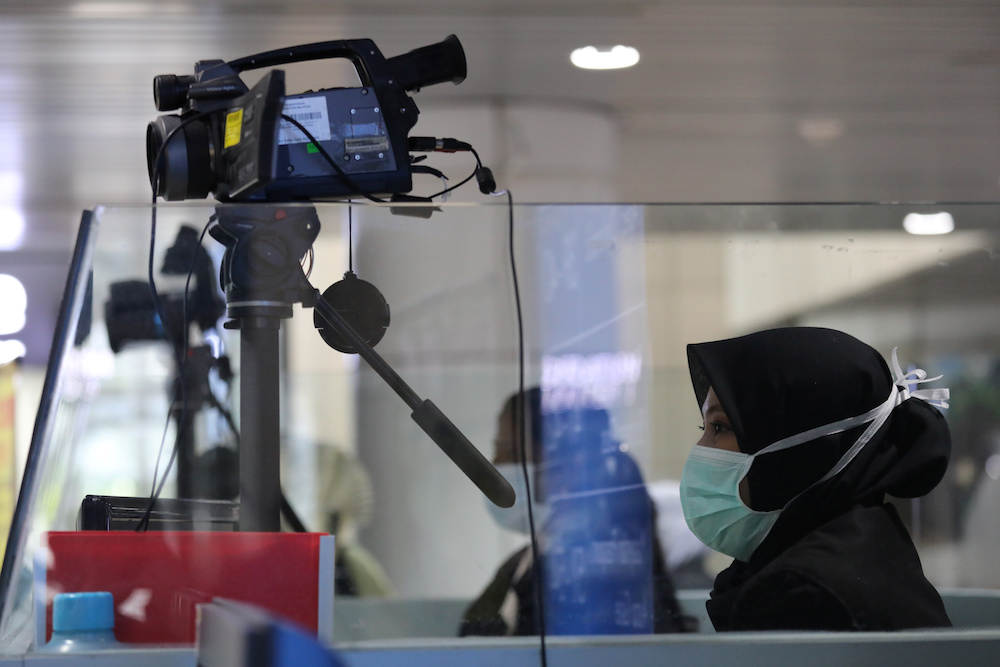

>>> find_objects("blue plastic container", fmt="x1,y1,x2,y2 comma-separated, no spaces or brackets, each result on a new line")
40,591,121,652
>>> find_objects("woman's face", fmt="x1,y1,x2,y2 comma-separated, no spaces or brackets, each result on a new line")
698,387,740,453
698,387,751,504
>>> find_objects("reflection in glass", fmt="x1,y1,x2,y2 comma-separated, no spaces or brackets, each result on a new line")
2,202,1000,659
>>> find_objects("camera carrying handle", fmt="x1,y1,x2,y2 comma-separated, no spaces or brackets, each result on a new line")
227,39,387,88
225,34,466,93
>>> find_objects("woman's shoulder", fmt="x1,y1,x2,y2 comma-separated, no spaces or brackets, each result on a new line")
729,568,854,630
761,504,922,593
778,503,916,572
729,504,949,631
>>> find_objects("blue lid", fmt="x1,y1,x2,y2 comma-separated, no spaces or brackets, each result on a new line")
52,592,115,633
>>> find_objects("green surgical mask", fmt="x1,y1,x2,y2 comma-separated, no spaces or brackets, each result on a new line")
679,445,781,562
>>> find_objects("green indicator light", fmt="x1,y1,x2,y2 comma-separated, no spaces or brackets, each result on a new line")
307,143,319,154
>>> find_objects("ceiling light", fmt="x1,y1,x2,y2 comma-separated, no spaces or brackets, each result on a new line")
571,45,640,70
903,212,954,235
70,2,180,17
796,118,844,146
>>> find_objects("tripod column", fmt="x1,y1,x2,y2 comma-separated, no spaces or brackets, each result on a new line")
211,204,321,532
239,317,283,531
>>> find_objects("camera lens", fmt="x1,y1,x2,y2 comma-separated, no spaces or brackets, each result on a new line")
146,115,215,200
386,34,467,92
153,74,195,112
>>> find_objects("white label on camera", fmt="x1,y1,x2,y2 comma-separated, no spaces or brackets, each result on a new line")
279,96,332,145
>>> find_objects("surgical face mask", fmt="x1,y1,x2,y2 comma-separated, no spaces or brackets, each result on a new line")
679,446,781,562
680,348,950,562
485,463,549,534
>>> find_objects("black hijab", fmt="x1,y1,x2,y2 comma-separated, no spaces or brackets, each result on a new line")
687,327,951,563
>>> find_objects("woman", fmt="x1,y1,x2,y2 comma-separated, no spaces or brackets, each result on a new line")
681,327,952,631
460,388,688,635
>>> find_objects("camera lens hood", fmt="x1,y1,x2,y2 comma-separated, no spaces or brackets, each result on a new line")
146,115,214,200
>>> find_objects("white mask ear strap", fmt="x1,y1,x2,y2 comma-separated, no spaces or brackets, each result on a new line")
814,387,896,485
754,393,893,458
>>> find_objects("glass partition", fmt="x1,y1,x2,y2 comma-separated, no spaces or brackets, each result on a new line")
2,201,1000,654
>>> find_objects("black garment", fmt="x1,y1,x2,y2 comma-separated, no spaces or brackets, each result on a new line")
708,503,951,631
458,545,536,637
687,327,953,631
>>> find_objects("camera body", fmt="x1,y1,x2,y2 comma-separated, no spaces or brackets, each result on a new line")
147,36,466,202
104,226,225,352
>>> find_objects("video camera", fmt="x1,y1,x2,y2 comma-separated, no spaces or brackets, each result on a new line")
105,226,225,352
146,35,467,202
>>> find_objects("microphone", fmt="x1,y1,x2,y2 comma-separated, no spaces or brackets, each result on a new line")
411,400,516,508
309,288,515,508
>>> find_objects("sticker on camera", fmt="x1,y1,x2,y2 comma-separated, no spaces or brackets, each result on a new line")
224,109,244,149
279,97,332,145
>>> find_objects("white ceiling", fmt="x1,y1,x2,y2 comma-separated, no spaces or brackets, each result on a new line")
2,0,1000,361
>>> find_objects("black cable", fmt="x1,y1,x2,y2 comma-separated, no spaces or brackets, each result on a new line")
136,214,216,531
279,115,387,204
142,191,170,512
206,390,238,439
282,117,484,202
140,115,224,530
142,115,211,455
137,141,183,531
275,115,494,205
280,495,309,533
204,387,309,534
505,189,548,666
137,212,173,530
426,148,482,199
